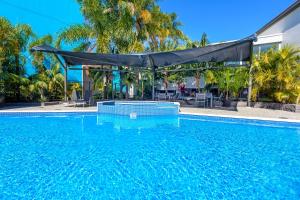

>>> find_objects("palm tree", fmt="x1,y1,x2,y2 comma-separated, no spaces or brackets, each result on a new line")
46,64,64,100
29,35,66,101
55,0,186,100
0,17,34,102
123,70,136,99
29,73,48,102
200,32,209,47
204,66,248,101
191,33,209,93
252,45,300,103
29,34,53,73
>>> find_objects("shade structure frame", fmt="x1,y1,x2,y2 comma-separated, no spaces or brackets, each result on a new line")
31,36,255,69
30,35,255,104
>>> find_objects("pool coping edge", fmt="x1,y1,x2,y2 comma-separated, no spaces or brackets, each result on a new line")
180,112,300,123
0,110,299,123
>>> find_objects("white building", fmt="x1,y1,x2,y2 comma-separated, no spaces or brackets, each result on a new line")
254,0,300,54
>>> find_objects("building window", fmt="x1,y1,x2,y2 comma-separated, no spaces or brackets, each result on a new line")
254,42,281,55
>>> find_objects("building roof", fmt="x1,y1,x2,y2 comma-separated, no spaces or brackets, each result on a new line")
256,0,300,35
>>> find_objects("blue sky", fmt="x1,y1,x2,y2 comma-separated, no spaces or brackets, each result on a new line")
0,0,84,81
0,0,296,80
159,0,295,42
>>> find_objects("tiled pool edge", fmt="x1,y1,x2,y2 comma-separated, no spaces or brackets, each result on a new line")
97,101,180,116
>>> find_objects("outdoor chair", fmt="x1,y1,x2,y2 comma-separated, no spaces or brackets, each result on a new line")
195,93,206,107
70,90,86,107
166,92,175,100
172,92,182,100
213,93,223,107
157,93,168,100
169,93,179,100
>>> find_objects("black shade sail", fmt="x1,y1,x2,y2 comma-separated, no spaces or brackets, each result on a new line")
31,37,254,68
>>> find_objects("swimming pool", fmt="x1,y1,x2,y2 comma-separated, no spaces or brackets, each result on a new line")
0,112,300,199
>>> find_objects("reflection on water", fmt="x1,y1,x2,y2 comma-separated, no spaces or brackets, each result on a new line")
1,113,300,199
97,114,180,130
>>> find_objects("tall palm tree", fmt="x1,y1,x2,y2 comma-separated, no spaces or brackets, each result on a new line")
55,0,186,100
200,32,209,47
0,17,34,101
29,35,65,101
192,33,209,92
29,34,53,73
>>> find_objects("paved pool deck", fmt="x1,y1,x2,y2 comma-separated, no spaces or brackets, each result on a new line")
180,107,300,122
1,104,299,122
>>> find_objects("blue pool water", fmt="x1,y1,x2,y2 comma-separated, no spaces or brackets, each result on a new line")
0,113,300,199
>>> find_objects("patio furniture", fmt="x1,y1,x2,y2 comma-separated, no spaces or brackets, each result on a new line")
169,93,179,100
195,93,206,107
213,93,223,107
70,90,87,107
206,93,213,108
166,92,174,100
176,92,185,100
183,96,195,105
157,93,168,100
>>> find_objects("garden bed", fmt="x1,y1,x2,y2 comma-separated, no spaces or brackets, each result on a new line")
237,101,299,113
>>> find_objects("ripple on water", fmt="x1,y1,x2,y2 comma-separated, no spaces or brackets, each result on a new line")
0,113,300,199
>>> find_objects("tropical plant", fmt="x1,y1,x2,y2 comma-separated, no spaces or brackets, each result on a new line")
0,17,34,101
46,64,64,100
182,33,210,92
29,73,48,102
204,67,249,100
55,0,186,100
89,68,106,97
29,34,53,73
251,45,300,104
122,70,136,99
29,35,65,101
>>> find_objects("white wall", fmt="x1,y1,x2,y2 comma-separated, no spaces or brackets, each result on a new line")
254,33,282,45
283,22,300,47
259,6,300,36
255,6,300,48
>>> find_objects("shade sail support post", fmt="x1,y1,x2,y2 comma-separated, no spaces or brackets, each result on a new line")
152,67,156,100
64,66,68,101
54,54,68,101
148,56,156,100
247,66,253,107
247,43,254,107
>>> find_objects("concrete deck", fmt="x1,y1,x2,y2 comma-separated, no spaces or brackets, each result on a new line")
0,104,96,112
0,104,299,121
180,107,300,122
